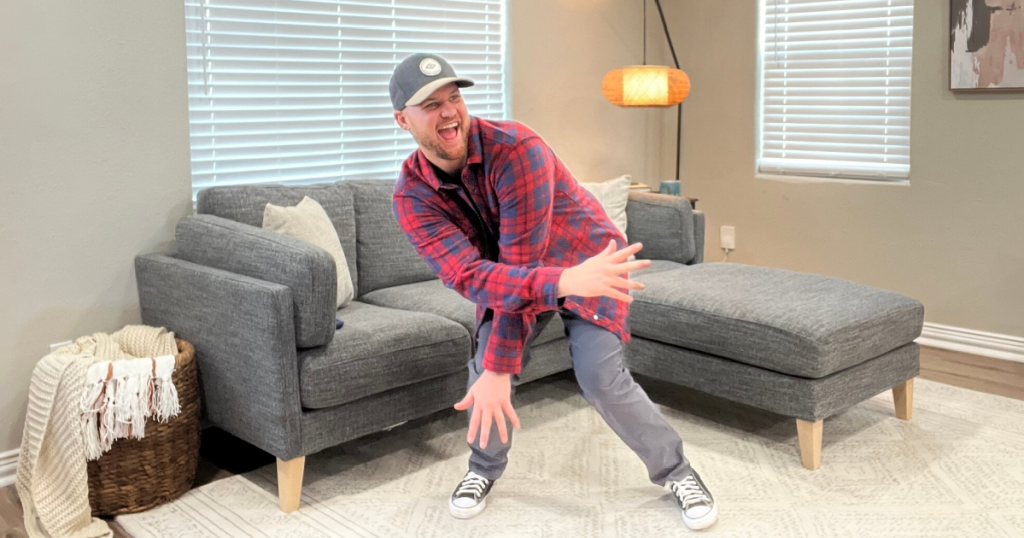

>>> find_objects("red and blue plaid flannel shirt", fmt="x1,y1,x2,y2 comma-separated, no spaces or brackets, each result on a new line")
392,116,632,374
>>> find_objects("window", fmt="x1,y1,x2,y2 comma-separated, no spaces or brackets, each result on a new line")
184,0,507,199
757,0,913,181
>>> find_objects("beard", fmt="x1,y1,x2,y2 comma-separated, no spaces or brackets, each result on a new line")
412,117,469,162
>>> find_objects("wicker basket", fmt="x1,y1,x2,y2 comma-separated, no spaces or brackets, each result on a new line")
87,338,201,516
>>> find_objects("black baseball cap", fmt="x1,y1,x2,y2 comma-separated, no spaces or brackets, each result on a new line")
389,53,475,110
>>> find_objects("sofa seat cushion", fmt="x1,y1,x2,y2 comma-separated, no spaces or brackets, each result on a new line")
629,263,924,379
360,279,566,349
298,301,470,409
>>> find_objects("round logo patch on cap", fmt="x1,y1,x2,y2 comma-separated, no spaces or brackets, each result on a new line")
419,57,442,76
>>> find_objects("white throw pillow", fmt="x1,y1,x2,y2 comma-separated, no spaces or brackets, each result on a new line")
578,174,635,260
263,196,355,309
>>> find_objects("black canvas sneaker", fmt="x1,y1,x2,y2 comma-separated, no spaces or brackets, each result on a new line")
665,470,718,530
449,471,495,519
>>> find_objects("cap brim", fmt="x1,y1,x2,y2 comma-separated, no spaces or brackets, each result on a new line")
404,77,475,107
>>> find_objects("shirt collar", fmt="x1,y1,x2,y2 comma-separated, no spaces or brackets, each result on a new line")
465,115,484,166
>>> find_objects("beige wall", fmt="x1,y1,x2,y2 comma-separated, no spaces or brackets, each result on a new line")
510,0,670,185
660,1,1023,338
0,1,193,453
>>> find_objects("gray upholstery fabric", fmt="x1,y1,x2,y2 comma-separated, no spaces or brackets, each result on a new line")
348,179,438,296
196,182,358,295
175,214,335,348
625,192,696,264
359,279,567,351
692,210,705,264
629,263,925,378
297,301,470,409
135,254,304,460
146,178,923,465
301,339,573,456
625,336,920,422
301,371,466,455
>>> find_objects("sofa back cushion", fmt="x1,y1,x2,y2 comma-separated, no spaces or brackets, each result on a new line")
197,182,358,293
347,179,437,296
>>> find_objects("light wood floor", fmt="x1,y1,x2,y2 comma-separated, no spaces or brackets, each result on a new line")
918,346,1024,401
2,345,1022,537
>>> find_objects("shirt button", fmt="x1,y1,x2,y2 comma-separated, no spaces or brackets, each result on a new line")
593,314,600,321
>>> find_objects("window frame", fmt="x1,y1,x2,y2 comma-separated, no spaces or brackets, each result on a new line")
754,0,913,185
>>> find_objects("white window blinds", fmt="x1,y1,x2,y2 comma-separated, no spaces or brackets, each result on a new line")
758,0,913,181
184,0,507,199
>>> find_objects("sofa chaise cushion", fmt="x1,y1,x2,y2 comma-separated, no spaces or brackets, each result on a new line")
629,263,925,378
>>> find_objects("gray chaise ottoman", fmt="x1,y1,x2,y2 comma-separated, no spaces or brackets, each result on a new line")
627,262,924,470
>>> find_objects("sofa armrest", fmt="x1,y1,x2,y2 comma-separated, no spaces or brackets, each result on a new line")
625,192,698,264
692,210,705,264
135,253,303,460
175,214,335,348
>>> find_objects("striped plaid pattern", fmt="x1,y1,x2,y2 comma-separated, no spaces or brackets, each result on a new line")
393,117,631,374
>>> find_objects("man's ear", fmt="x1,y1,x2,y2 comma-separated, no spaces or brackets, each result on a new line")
393,110,410,131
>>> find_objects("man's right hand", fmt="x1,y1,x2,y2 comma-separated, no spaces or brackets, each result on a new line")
454,369,519,450
557,240,651,303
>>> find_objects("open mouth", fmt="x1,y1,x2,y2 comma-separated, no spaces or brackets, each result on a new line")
438,121,460,142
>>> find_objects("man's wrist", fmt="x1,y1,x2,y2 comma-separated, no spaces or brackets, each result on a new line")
557,266,575,298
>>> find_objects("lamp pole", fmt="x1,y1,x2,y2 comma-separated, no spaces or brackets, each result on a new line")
652,0,696,209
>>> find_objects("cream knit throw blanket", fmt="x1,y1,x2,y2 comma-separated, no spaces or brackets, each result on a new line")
16,325,179,538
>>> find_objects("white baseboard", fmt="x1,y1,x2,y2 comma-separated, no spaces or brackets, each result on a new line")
0,448,18,488
916,322,1024,364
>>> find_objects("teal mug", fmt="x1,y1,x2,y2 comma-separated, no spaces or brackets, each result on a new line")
659,180,681,196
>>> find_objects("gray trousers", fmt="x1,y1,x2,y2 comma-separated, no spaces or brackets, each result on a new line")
466,308,692,486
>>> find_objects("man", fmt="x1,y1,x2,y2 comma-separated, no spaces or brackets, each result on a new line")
389,53,717,531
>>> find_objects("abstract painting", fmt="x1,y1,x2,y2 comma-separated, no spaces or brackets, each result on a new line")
950,0,1024,90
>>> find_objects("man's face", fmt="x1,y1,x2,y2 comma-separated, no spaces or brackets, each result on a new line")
394,82,470,165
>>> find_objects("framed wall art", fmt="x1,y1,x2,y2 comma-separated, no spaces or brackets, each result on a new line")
950,0,1024,91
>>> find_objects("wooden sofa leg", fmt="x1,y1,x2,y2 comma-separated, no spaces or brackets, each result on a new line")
795,419,822,470
893,377,914,420
277,456,305,513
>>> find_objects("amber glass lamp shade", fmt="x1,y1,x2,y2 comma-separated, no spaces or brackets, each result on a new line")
602,65,690,107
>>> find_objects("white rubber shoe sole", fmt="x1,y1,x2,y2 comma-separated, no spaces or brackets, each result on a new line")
682,502,718,531
449,496,487,519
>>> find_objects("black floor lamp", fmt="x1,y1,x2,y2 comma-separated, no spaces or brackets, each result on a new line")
601,0,696,209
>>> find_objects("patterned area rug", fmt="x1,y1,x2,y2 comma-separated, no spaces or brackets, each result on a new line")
116,376,1024,537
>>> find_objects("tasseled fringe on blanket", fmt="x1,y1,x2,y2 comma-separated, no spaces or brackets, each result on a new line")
79,354,180,461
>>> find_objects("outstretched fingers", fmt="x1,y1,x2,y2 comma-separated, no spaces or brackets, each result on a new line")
502,400,520,430
480,409,493,449
609,242,644,262
495,408,508,444
611,275,645,291
467,405,481,444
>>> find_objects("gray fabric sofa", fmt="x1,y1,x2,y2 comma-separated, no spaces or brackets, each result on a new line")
135,179,923,512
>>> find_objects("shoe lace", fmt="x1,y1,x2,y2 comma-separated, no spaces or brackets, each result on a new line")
671,476,710,509
455,473,489,498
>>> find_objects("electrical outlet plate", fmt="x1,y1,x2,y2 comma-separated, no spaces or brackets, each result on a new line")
720,226,736,250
